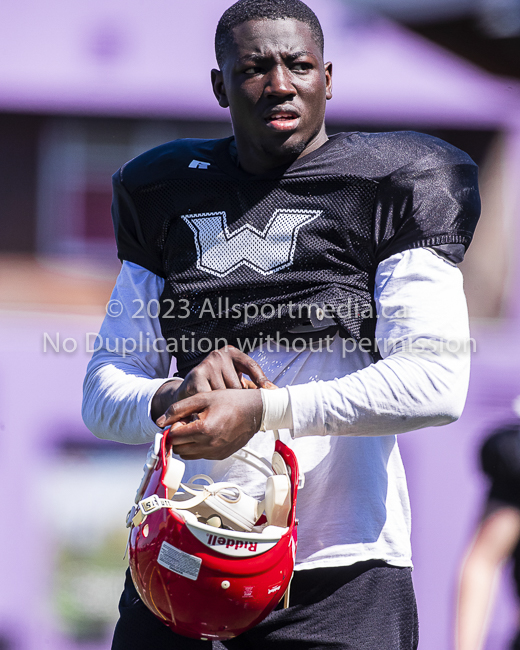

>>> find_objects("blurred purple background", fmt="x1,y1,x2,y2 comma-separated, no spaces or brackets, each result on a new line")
1,0,520,648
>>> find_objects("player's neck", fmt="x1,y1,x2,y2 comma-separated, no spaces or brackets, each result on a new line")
233,129,329,176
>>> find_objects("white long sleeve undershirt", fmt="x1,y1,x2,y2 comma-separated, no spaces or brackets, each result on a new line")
82,248,470,444
287,247,471,437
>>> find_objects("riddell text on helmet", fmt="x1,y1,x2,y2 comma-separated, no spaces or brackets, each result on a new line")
206,534,259,552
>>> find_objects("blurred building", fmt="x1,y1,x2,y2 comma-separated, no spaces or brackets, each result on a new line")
1,1,520,649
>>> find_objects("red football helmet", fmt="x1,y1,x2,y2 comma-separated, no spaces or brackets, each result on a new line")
126,430,301,641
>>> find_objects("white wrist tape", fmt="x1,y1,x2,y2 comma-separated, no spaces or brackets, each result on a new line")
260,387,293,431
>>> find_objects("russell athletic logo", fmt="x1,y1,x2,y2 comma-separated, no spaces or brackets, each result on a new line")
188,159,211,169
181,209,321,277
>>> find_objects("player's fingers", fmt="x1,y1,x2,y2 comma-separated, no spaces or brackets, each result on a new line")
172,443,219,460
219,364,244,390
181,374,212,397
167,426,203,459
241,376,258,389
157,394,209,428
204,349,243,390
182,349,238,395
229,350,271,388
171,445,205,460
167,419,207,445
239,371,274,390
183,349,242,392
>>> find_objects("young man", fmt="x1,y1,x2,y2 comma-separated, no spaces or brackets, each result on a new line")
83,0,480,647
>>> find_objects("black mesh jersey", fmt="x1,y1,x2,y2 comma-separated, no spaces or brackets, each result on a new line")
111,131,480,372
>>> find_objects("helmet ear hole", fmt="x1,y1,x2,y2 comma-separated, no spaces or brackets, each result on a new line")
265,474,291,527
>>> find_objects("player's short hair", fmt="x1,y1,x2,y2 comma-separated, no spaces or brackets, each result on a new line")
215,0,324,68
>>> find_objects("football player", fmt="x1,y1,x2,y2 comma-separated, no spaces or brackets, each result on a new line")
83,0,480,648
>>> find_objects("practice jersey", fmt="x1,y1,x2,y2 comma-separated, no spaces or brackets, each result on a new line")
111,131,480,374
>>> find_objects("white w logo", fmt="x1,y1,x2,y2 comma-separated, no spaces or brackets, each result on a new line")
181,209,321,277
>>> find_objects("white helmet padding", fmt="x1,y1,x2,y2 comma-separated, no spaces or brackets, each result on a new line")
128,431,302,537
156,434,293,532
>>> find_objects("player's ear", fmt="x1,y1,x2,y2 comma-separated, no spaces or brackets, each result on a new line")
211,69,229,108
325,61,333,101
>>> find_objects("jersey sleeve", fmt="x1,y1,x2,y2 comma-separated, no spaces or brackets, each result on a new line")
374,142,480,264
111,169,165,277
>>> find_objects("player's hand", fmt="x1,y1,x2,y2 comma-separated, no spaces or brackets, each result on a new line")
157,389,264,460
151,346,273,421
176,346,273,399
